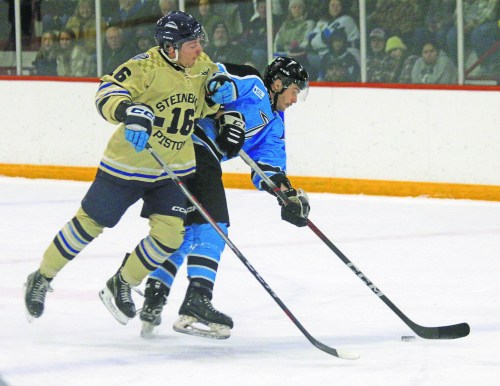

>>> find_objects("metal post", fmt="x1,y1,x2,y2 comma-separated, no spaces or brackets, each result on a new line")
95,0,103,76
456,0,464,84
358,0,367,83
266,0,274,65
14,0,21,75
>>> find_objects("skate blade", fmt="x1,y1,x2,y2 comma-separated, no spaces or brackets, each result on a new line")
23,282,38,323
140,321,157,338
25,310,35,323
24,282,34,323
99,287,131,325
173,315,231,340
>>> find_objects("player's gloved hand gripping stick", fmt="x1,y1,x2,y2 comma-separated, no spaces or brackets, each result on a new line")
123,103,155,152
259,171,310,227
238,149,470,340
145,142,359,360
216,111,246,159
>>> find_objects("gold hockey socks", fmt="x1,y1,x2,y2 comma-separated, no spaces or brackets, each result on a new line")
40,208,104,278
120,214,184,286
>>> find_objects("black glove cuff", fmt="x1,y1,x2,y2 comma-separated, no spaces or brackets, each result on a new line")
114,100,133,122
115,101,154,123
261,172,292,194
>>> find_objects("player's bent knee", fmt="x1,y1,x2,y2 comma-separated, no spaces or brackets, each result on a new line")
75,207,105,238
149,214,185,251
191,222,228,257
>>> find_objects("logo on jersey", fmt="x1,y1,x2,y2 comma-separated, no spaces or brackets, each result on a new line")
252,85,265,100
132,53,149,60
245,110,270,138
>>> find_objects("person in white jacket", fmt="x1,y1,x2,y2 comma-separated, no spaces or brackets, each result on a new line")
306,0,359,78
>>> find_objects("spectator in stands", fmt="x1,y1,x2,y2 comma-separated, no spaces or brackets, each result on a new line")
107,0,151,40
273,0,314,56
55,27,95,77
128,0,178,39
211,0,244,40
413,0,455,54
317,27,359,82
239,0,279,73
135,33,155,53
323,57,350,82
385,35,419,83
158,0,178,15
102,26,133,75
366,27,396,83
236,0,257,31
411,39,457,84
41,0,73,35
32,30,58,75
367,0,425,54
305,0,332,25
446,0,499,74
307,0,360,79
204,22,248,64
66,0,106,55
191,0,224,42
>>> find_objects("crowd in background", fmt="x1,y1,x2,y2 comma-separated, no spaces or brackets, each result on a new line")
2,0,499,83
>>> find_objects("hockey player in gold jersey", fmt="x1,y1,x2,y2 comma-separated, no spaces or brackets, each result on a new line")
24,11,237,325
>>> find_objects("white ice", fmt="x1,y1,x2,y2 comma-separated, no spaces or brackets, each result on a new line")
1,176,499,386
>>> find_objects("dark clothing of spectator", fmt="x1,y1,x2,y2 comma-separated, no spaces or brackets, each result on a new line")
103,45,134,75
320,50,360,82
33,54,58,75
367,51,397,83
106,0,153,40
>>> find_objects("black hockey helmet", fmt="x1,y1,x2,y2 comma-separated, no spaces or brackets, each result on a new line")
263,56,309,92
155,11,207,51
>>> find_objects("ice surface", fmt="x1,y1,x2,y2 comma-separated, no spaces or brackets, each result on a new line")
1,177,499,386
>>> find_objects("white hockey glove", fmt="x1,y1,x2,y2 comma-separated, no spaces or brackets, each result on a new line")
206,71,238,104
216,111,246,158
281,188,310,227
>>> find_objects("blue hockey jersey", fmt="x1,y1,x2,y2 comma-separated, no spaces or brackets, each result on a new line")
193,62,287,190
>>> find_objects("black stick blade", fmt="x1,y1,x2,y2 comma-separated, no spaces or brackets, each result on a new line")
413,322,470,339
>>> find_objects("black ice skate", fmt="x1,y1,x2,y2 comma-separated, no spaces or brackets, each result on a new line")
173,283,233,339
140,278,168,338
99,272,136,325
24,269,53,322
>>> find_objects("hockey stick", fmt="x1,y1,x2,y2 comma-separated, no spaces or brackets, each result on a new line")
238,149,470,340
145,143,359,360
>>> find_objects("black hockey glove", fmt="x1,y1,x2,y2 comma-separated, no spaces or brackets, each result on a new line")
216,111,246,158
260,172,292,195
280,188,310,227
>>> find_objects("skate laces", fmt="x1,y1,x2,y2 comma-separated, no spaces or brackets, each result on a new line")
200,294,221,314
31,275,53,303
116,276,133,304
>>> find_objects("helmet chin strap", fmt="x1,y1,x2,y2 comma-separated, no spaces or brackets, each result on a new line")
161,42,180,64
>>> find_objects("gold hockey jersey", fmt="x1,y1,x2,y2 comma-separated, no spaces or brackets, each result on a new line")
95,47,220,184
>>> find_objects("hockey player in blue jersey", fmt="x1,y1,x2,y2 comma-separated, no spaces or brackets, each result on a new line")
140,57,311,339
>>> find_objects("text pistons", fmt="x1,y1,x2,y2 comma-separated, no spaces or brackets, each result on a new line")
153,131,185,150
